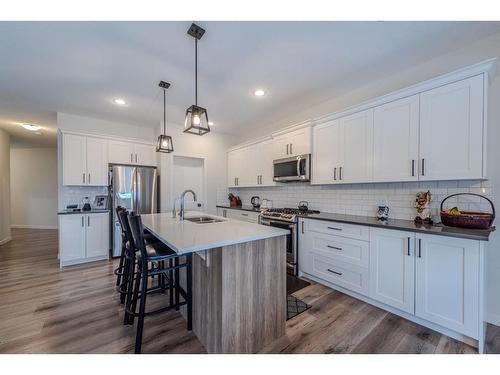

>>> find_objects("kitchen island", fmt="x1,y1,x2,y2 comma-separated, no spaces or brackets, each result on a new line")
141,213,288,354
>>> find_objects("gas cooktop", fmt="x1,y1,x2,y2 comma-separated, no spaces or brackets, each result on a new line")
260,207,320,222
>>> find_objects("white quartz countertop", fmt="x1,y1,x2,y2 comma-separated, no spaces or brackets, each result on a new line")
141,213,288,254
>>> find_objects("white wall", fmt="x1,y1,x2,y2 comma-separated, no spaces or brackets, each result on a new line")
233,32,500,326
0,128,11,245
158,123,238,215
10,147,58,229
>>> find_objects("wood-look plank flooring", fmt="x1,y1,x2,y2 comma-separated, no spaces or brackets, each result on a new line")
0,228,495,354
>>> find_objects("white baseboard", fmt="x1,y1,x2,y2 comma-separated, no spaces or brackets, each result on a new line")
486,312,500,327
0,236,12,245
11,224,58,230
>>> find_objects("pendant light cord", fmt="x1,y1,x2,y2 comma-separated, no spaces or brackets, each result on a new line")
163,88,167,134
195,38,198,106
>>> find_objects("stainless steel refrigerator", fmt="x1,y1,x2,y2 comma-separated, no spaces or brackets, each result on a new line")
109,165,158,257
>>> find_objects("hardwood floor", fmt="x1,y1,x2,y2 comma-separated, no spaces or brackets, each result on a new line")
0,228,494,354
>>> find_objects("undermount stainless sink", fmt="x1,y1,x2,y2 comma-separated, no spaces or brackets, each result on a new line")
184,216,224,224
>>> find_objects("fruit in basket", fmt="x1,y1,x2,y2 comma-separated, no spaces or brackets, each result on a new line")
446,207,461,216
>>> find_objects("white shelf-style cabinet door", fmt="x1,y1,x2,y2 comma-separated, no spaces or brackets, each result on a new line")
59,214,86,264
415,233,480,338
85,213,110,259
227,150,238,187
369,228,415,314
272,134,290,160
62,134,87,185
419,74,484,181
289,127,311,156
86,137,108,186
134,143,156,167
227,148,246,187
312,120,341,184
373,95,419,182
108,139,135,165
259,139,275,186
339,109,374,183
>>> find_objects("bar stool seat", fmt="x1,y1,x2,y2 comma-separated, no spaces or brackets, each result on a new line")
137,242,176,261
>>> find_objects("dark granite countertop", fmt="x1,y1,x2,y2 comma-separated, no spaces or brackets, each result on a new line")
58,210,110,215
216,205,263,213
304,212,494,241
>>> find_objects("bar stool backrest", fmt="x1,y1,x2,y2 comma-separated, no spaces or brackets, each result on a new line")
115,206,126,234
127,212,147,261
118,209,135,256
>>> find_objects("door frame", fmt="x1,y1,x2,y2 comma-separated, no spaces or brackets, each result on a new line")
168,152,208,213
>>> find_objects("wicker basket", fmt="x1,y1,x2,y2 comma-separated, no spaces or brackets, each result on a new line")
440,193,495,230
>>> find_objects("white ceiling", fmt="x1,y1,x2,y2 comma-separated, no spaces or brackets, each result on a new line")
1,21,500,147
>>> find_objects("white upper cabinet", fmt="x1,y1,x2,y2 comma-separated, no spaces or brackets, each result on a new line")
63,134,87,186
419,74,484,180
227,139,275,188
108,140,156,167
272,126,311,160
108,140,135,164
312,109,373,184
373,95,419,182
312,119,341,184
369,228,415,314
415,233,480,338
62,134,108,186
340,109,374,183
86,137,108,186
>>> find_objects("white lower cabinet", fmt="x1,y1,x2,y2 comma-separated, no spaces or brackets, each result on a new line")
299,218,483,342
59,213,109,267
415,233,480,339
217,207,260,223
369,228,415,314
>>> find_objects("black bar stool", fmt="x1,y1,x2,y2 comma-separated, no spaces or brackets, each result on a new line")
124,211,192,354
115,207,160,304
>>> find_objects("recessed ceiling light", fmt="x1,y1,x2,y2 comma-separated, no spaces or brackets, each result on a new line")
113,98,127,106
253,89,266,97
21,123,41,131
208,121,214,126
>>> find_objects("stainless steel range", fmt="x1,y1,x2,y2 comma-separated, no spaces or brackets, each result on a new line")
260,207,320,276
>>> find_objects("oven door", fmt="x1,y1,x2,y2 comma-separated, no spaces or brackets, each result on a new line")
260,218,297,275
273,154,310,182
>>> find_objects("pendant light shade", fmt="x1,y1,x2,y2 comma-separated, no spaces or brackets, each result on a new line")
184,23,210,136
156,80,174,153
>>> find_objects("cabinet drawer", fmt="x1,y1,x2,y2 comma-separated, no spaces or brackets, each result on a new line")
224,209,260,223
306,253,369,296
304,218,369,241
306,232,369,268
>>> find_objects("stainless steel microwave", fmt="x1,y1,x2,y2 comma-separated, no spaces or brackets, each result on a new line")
273,154,311,182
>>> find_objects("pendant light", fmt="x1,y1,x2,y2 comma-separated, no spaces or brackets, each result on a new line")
156,80,174,153
184,23,210,136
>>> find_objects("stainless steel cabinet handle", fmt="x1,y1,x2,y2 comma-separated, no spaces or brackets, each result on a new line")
286,144,289,155
83,173,85,184
327,268,343,276
131,153,133,163
339,166,343,180
290,143,293,155
81,216,84,227
241,213,249,217
135,154,138,163
418,238,422,258
301,221,305,234
327,245,342,251
334,167,337,181
88,216,90,226
407,237,411,256
411,160,415,177
327,226,342,231
223,210,227,218
88,173,91,184
421,158,425,176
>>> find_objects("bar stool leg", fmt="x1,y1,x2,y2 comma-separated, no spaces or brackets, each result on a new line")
174,257,180,311
169,259,174,307
126,258,141,326
187,253,193,331
116,243,125,287
120,252,130,304
135,265,149,354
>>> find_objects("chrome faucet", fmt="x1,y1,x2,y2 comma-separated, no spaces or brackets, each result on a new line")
179,189,197,220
